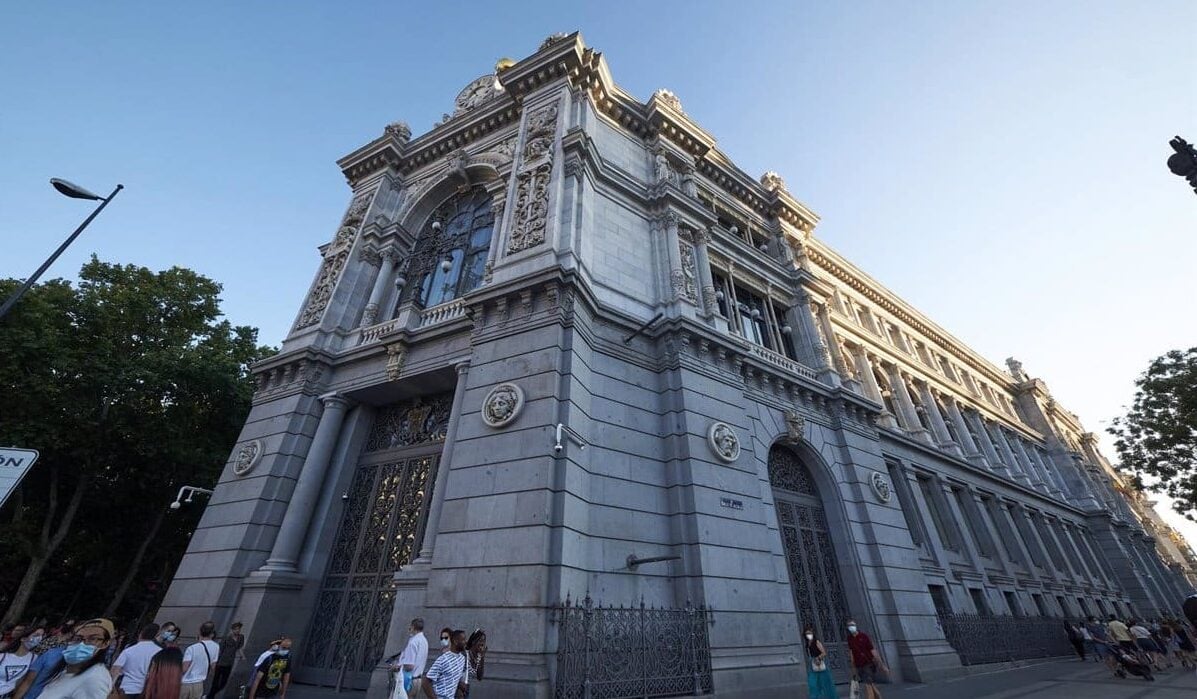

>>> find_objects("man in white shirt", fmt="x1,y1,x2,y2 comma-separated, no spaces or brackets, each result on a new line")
390,618,429,699
112,622,174,699
181,622,221,699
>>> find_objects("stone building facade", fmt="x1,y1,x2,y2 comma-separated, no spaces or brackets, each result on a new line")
159,33,1195,699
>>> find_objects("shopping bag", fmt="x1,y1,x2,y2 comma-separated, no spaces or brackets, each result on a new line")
848,677,860,699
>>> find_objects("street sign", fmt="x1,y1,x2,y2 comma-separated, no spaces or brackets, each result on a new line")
0,448,40,510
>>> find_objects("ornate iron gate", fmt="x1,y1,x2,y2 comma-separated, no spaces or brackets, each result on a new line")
937,613,1074,665
303,395,451,688
553,594,713,699
769,446,851,679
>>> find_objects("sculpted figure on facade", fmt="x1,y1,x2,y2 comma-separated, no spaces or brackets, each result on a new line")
760,171,787,192
677,229,697,302
296,190,376,329
652,88,684,113
507,102,558,255
783,410,805,443
385,121,412,142
708,422,741,463
482,383,525,428
232,439,263,477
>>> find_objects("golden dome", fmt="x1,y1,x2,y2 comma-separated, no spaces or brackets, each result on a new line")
495,57,516,73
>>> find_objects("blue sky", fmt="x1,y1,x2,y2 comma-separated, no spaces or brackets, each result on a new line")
3,2,1195,539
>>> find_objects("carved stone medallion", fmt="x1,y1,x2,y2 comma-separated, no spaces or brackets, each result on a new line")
870,471,892,503
482,383,525,428
707,422,741,463
233,439,263,477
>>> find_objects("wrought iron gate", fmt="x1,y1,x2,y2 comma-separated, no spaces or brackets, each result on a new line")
769,446,851,679
303,394,451,688
553,594,713,699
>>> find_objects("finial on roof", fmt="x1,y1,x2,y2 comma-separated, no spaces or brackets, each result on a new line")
384,121,411,143
652,89,683,113
760,171,786,192
1005,357,1028,382
539,33,570,50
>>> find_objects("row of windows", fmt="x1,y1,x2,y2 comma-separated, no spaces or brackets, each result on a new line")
928,583,1131,619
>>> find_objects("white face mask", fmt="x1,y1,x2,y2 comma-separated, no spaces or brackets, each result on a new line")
440,639,449,648
847,625,857,634
270,644,280,652
804,633,813,641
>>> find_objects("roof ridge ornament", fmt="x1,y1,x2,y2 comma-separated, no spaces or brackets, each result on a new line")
760,171,787,193
651,88,683,113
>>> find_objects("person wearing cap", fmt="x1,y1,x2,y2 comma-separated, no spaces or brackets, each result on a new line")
36,618,114,699
206,623,244,699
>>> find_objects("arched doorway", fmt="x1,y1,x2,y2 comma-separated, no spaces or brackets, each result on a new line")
768,444,852,677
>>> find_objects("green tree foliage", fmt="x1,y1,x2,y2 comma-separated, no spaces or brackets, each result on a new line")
0,257,274,627
1110,348,1197,521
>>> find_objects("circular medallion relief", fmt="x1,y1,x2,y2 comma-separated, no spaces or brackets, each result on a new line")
870,471,892,503
707,422,741,463
233,439,263,477
482,383,525,428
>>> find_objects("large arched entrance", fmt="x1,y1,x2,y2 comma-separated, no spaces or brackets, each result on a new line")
768,444,852,677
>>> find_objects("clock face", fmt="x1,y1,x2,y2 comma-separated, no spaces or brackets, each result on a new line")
455,76,496,113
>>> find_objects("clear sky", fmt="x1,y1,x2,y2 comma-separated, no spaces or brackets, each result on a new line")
3,3,1195,542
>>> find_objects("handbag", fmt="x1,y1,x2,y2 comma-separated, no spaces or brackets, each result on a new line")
848,677,860,699
811,657,826,672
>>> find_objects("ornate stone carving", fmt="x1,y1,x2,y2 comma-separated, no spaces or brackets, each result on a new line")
454,75,501,115
358,246,381,267
521,103,559,164
677,229,697,302
1006,357,1028,382
507,161,552,254
539,32,569,50
385,121,412,142
652,88,683,113
296,190,375,329
870,471,892,503
482,382,525,428
784,410,805,442
365,393,453,451
760,171,787,192
385,343,406,381
489,136,517,162
654,149,676,184
707,422,741,463
232,439,263,477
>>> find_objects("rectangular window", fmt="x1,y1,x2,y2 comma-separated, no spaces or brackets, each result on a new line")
1033,514,1069,573
1078,598,1092,617
1004,591,1023,617
887,460,926,548
917,476,959,552
938,356,957,381
1012,509,1047,568
1056,596,1071,617
969,588,990,616
1095,599,1109,617
733,285,771,349
1031,593,1047,617
952,487,995,558
928,585,952,615
980,495,1021,564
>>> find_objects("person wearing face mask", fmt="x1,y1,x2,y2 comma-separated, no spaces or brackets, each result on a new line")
14,626,61,699
36,619,114,699
0,625,43,699
846,620,887,699
422,631,466,699
247,640,291,699
801,624,833,699
437,630,451,652
111,623,166,699
388,619,429,699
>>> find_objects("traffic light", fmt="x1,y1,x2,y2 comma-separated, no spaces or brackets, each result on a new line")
1167,136,1197,195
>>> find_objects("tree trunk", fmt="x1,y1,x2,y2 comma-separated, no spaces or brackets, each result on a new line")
1,467,89,625
104,505,167,617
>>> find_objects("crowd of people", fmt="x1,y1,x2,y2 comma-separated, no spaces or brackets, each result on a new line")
0,618,288,699
385,619,487,699
1065,614,1197,680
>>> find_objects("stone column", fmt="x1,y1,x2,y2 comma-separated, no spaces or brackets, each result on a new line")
1010,435,1049,492
763,287,786,352
788,289,833,377
968,413,1007,476
886,365,929,441
260,392,352,573
415,361,470,562
726,262,742,334
944,396,985,466
360,248,399,327
1033,447,1068,496
917,382,958,453
814,301,847,386
695,227,717,318
991,426,1029,484
662,212,687,304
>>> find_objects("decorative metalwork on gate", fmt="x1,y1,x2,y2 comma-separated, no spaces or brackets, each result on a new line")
552,594,713,699
304,454,437,674
769,445,851,678
364,393,453,452
936,613,1074,665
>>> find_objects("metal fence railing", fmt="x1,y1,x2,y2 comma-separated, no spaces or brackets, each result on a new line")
552,594,714,699
937,613,1075,665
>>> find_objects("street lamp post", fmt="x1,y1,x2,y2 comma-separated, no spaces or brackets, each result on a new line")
0,179,124,321
170,485,214,510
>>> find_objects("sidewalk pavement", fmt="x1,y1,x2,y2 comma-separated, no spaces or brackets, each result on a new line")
885,657,1197,699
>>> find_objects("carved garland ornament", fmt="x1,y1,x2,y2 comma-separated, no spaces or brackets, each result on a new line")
677,228,697,302
233,439,263,477
707,422,741,463
482,383,525,428
507,102,558,255
296,190,375,329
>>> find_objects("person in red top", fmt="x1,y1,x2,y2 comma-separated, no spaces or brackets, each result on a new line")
846,619,888,699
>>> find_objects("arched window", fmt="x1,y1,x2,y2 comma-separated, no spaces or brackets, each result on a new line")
402,187,494,308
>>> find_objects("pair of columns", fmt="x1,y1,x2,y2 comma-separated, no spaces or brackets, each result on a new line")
259,362,470,574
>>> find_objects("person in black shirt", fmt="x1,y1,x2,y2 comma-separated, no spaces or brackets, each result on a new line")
206,623,244,699
248,640,291,699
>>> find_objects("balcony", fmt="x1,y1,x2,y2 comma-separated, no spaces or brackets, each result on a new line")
417,298,466,328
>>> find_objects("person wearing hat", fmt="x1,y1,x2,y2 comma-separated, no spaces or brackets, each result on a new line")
36,619,114,699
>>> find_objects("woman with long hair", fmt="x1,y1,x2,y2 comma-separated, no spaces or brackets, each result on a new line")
36,619,114,699
802,624,834,699
463,630,487,699
1,624,44,698
142,647,183,699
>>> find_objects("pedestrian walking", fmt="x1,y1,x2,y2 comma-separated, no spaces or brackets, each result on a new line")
1,625,43,699
111,623,166,699
802,624,834,699
247,639,291,699
463,629,487,699
13,628,62,699
422,630,466,699
1084,617,1119,677
1129,620,1165,670
1064,621,1085,661
180,623,219,699
389,619,429,699
1173,621,1196,668
206,623,244,699
142,647,183,699
846,619,887,699
1107,615,1136,658
35,619,115,699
